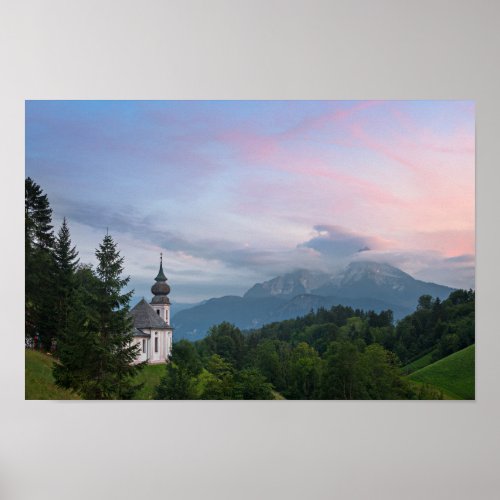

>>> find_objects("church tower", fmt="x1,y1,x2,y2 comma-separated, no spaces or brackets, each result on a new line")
150,253,171,325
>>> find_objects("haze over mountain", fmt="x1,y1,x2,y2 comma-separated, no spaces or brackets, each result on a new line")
172,261,456,340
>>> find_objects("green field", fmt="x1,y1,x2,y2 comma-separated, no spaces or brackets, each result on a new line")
407,344,475,400
132,363,167,399
25,349,81,400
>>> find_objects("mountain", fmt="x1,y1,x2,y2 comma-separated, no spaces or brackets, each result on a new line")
244,269,331,298
171,296,287,342
311,261,454,309
172,261,455,341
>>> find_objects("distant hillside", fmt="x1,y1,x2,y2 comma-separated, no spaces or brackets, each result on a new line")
172,296,287,341
407,345,475,399
172,261,455,340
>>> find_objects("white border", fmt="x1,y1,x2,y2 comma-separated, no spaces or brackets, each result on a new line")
1,2,499,499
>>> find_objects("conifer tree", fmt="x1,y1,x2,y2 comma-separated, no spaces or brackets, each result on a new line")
54,233,143,399
25,177,55,348
53,218,79,345
93,233,143,398
25,177,54,250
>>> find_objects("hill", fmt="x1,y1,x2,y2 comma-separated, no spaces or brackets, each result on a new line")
402,350,437,375
407,345,475,399
25,349,81,400
26,349,168,400
173,261,455,340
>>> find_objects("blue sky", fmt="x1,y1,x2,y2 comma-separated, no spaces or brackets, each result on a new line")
26,100,475,303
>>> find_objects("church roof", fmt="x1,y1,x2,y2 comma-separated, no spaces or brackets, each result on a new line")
130,298,169,329
132,327,150,337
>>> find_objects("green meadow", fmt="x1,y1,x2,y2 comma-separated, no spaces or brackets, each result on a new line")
406,345,475,400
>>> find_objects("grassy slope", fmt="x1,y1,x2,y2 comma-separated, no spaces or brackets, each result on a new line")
25,349,165,400
25,349,80,400
402,350,437,375
407,344,475,400
133,363,166,399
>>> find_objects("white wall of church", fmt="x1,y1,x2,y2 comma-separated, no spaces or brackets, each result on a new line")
132,338,149,364
132,328,173,364
152,303,171,325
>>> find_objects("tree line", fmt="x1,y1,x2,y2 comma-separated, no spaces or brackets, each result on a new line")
154,288,474,400
26,177,143,399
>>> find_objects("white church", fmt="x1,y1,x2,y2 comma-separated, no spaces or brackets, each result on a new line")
129,255,174,364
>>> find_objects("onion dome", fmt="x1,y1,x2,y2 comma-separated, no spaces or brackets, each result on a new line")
151,254,170,302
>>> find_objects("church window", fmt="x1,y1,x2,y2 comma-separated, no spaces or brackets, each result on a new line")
155,336,158,353
142,339,146,353
157,310,160,315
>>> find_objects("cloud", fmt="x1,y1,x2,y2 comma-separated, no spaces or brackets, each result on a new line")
349,248,475,290
299,225,393,260
27,100,475,300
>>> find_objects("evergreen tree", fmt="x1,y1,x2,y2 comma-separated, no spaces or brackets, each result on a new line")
25,177,54,249
25,177,56,349
54,233,143,399
53,218,79,345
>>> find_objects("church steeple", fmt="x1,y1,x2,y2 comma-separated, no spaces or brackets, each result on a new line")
150,253,171,324
151,253,171,300
154,252,168,282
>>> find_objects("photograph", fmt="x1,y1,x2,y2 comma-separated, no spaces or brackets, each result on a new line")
25,100,475,400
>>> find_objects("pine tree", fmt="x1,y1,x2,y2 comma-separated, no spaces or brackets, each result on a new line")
53,218,79,345
25,177,56,348
93,233,143,398
25,177,54,249
54,233,143,399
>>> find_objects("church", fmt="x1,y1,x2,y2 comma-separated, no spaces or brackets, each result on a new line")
129,255,174,364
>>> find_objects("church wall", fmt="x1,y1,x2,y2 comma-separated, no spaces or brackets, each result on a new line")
132,337,149,364
131,327,173,365
151,303,170,325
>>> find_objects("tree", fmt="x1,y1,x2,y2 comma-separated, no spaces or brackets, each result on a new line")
287,342,321,399
53,218,79,346
417,294,433,311
25,178,56,349
171,339,202,376
254,339,289,391
204,322,245,368
155,364,197,400
200,354,236,399
320,340,362,399
25,177,54,250
234,368,274,400
54,233,142,399
359,344,406,399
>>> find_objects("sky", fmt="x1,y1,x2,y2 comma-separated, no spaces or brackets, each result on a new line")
25,100,475,304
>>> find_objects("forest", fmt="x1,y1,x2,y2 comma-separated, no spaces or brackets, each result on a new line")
156,289,474,400
25,177,475,400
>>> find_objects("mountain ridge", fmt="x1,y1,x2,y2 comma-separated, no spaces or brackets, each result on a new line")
172,261,456,341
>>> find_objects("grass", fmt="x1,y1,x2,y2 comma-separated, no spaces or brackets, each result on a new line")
25,349,81,400
25,349,165,400
407,344,475,400
132,363,166,399
402,350,437,375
